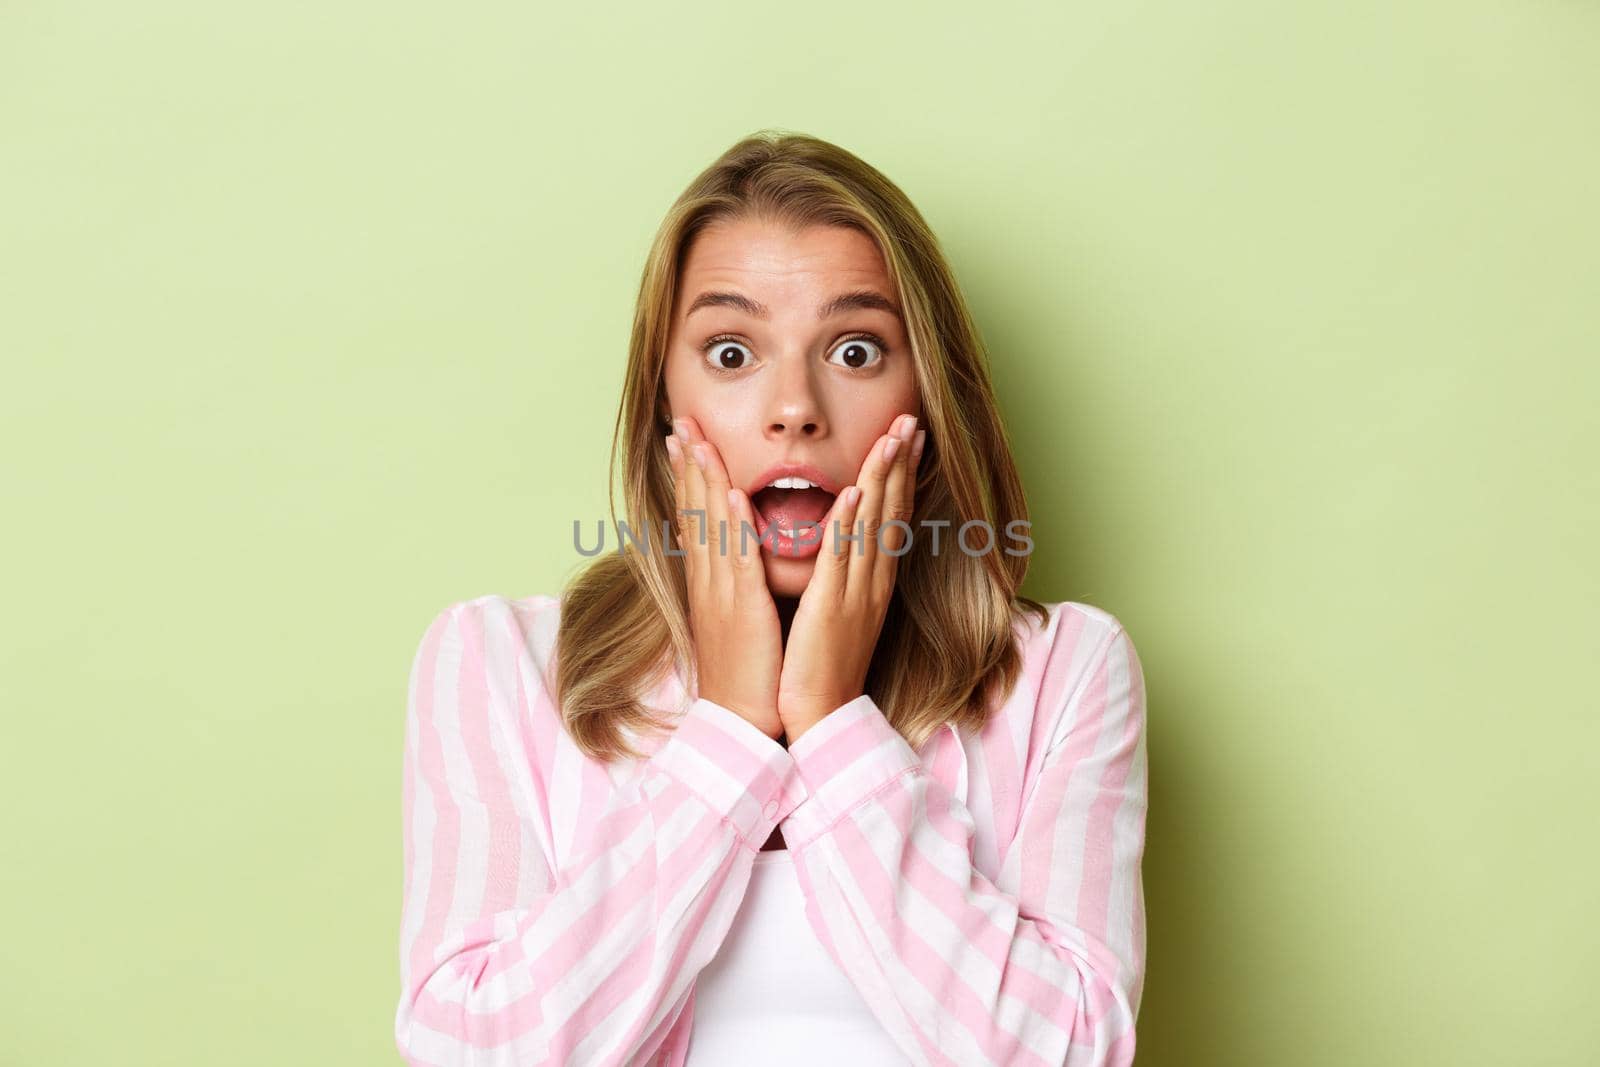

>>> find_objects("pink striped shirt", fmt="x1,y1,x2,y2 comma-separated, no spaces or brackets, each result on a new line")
395,593,1148,1066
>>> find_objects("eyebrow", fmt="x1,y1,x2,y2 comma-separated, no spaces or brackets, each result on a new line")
684,288,902,321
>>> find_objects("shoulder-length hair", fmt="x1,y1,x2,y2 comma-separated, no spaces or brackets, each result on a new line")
555,129,1048,762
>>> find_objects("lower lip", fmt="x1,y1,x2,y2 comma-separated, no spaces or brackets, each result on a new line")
753,513,826,560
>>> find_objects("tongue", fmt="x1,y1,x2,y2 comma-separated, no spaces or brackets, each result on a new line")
752,487,835,535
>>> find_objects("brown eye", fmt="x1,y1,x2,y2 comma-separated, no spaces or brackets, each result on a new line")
703,339,753,372
828,336,884,369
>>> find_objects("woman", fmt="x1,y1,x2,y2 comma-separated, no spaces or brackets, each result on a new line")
395,131,1148,1066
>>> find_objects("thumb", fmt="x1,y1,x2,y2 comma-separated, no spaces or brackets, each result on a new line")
812,485,862,595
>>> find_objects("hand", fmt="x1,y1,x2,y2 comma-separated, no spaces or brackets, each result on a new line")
666,415,785,740
778,413,925,743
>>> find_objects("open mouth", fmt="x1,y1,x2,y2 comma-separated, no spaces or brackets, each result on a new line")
749,485,837,547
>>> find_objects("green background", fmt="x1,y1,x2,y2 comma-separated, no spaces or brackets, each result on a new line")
4,2,1595,1064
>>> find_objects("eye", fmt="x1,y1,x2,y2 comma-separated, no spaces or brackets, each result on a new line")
828,334,886,370
702,336,754,373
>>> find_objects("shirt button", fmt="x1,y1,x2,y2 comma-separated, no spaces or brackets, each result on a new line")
762,798,780,820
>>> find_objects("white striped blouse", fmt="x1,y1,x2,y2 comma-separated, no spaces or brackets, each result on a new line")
394,592,1148,1066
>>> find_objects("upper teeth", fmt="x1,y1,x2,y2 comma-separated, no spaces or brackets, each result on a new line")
765,476,818,490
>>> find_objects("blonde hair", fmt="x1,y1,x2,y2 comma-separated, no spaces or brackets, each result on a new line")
555,129,1048,762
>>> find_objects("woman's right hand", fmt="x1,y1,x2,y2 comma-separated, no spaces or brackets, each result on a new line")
665,416,785,741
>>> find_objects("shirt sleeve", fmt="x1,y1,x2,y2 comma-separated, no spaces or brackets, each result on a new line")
778,623,1149,1067
394,599,799,1066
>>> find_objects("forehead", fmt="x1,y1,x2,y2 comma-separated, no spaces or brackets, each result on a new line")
677,217,892,301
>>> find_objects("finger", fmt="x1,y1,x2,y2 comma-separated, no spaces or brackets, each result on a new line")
674,415,712,555
725,486,768,591
813,483,862,600
693,436,737,589
674,413,706,446
848,415,910,601
876,415,919,589
666,432,691,576
677,421,710,591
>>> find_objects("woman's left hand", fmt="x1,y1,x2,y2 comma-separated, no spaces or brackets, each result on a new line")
778,413,925,744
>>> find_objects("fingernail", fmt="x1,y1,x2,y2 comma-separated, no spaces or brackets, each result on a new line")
672,417,687,438
692,442,708,466
665,434,681,460
903,415,918,440
845,485,861,507
884,436,901,462
912,429,925,460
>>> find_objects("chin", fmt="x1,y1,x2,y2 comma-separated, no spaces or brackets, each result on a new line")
760,553,816,599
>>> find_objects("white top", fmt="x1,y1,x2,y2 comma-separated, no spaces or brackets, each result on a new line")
685,848,911,1065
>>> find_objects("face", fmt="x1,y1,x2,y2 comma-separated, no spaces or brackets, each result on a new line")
663,216,921,599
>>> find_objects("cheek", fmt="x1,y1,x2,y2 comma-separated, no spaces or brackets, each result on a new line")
846,383,921,454
664,360,759,437
694,407,765,452
661,355,699,417
891,369,922,422
867,360,921,423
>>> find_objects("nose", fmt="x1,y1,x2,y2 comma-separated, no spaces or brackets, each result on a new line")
764,355,827,440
